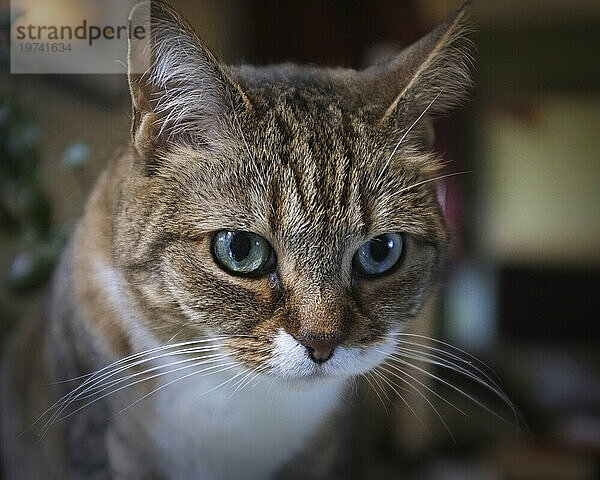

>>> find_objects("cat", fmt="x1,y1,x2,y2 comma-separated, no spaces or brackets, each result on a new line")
1,1,475,478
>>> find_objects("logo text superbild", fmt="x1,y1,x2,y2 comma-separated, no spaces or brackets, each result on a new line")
15,20,147,46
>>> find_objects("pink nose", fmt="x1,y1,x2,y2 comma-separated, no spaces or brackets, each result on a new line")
299,338,339,364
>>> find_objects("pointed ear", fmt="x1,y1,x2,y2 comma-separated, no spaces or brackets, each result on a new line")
127,1,250,161
366,1,473,145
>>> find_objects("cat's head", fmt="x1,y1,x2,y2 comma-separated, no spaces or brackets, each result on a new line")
115,1,472,381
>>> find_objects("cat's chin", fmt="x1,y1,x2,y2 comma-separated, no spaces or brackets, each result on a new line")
266,369,347,386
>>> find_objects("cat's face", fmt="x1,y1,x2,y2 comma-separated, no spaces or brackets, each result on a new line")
115,1,470,381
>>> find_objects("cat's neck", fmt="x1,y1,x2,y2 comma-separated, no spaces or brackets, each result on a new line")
144,354,345,480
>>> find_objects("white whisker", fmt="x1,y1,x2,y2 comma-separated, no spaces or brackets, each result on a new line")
51,362,238,432
388,336,501,387
391,171,470,197
362,371,389,415
111,363,239,419
371,368,424,430
375,89,443,186
75,352,229,403
33,334,258,434
380,351,514,427
383,333,520,423
38,334,251,411
377,363,455,442
393,346,507,402
39,358,235,438
386,332,501,380
39,345,225,432
229,366,265,400
194,367,250,400
387,90,443,165
380,361,467,416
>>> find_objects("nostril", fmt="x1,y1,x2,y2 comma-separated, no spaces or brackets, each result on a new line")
299,339,337,364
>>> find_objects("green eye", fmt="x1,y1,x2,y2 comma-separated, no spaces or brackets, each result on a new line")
212,230,275,276
353,233,404,277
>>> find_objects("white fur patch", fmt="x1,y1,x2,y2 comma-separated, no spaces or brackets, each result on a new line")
91,258,157,352
268,328,396,380
148,359,344,480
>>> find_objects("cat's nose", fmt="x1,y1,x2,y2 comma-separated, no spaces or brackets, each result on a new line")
299,337,339,364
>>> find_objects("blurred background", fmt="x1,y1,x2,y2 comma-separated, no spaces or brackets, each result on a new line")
1,1,599,479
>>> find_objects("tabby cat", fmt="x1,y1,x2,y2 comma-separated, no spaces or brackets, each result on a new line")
1,1,474,478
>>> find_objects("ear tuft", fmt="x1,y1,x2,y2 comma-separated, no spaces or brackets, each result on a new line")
367,1,474,140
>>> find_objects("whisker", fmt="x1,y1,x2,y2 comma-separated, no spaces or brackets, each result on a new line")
35,333,257,422
391,171,470,197
229,366,265,400
380,361,467,416
111,363,240,419
39,357,234,438
375,89,444,188
377,363,455,442
51,361,239,433
245,367,266,390
74,352,229,403
165,327,184,344
228,366,260,400
194,367,250,401
393,345,508,404
39,345,224,431
371,368,425,430
369,369,395,403
385,332,500,380
30,339,212,434
50,337,227,395
382,334,520,423
33,334,259,435
381,352,515,427
397,350,521,427
387,336,501,387
362,371,389,415
386,90,443,166
42,373,94,385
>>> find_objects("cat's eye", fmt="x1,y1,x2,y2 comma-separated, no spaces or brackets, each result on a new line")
212,230,275,276
353,233,404,277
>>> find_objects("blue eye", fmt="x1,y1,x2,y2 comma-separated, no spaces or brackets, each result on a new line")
353,233,404,277
212,231,275,276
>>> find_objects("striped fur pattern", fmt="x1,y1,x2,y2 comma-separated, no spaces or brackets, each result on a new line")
1,1,473,479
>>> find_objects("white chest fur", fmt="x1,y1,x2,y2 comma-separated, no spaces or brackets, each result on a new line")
146,366,344,480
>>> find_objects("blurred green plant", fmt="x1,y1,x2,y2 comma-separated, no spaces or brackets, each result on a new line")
0,94,89,293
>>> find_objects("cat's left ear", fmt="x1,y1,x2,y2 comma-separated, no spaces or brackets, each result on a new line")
366,1,473,146
127,1,251,162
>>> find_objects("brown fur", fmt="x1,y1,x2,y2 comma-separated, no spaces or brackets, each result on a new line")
1,1,472,478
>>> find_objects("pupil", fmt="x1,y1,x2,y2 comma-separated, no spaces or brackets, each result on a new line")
370,235,391,263
230,233,252,262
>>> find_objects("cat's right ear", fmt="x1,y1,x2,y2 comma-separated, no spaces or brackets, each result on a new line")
127,1,250,164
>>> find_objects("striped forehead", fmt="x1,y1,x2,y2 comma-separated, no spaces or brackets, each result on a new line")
164,88,442,249
258,107,375,241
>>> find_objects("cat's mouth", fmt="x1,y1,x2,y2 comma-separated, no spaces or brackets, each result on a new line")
265,329,395,381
